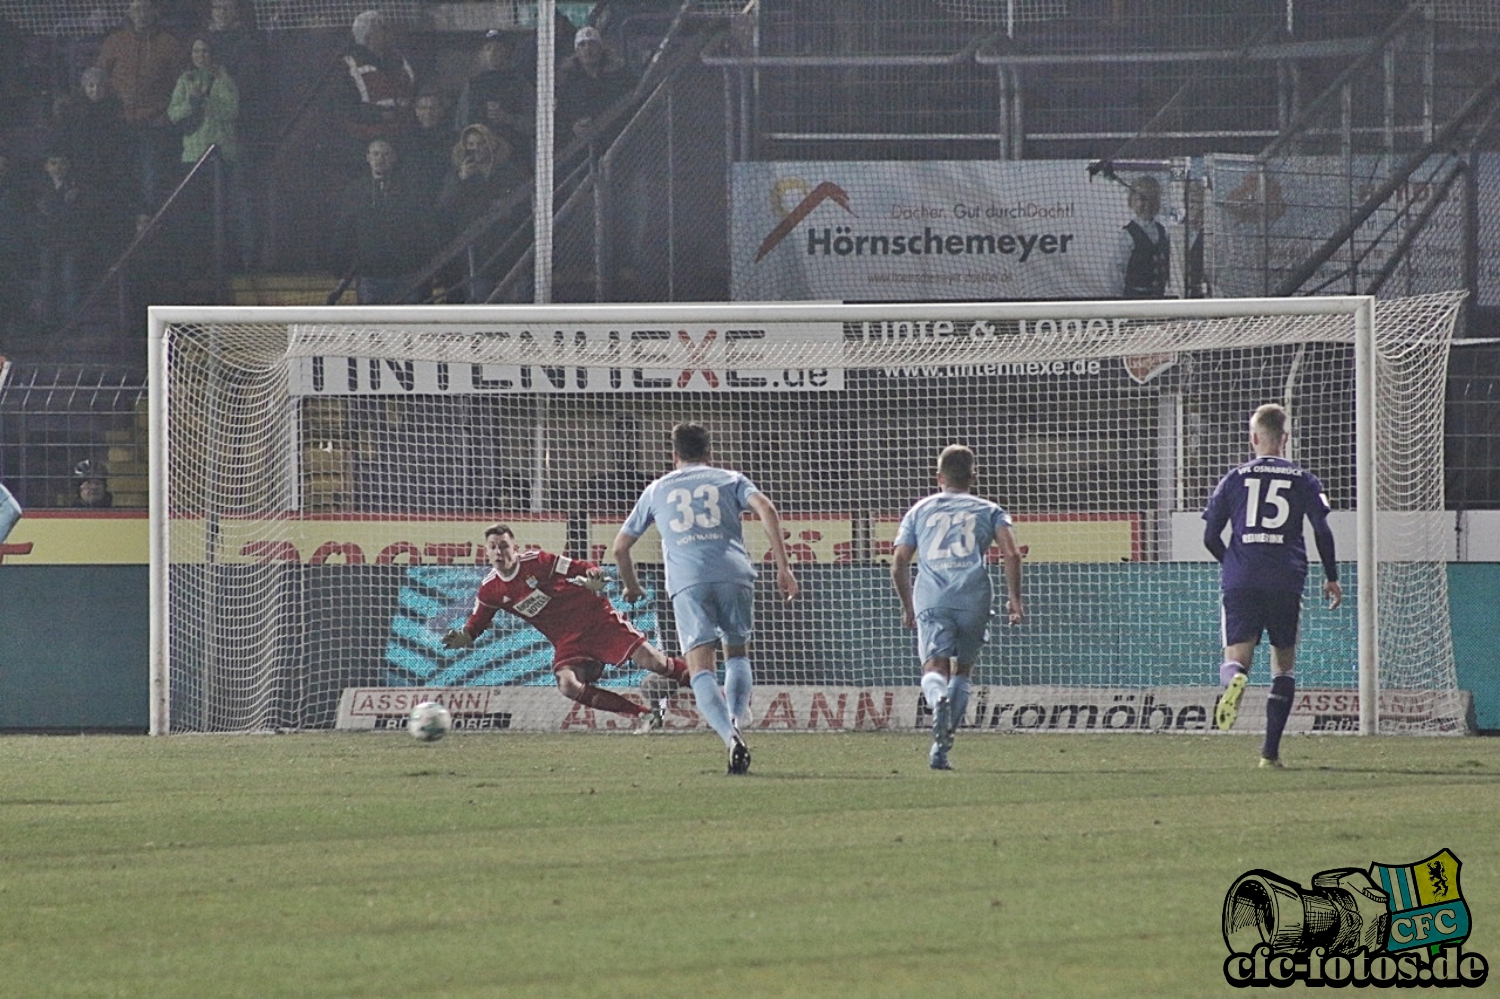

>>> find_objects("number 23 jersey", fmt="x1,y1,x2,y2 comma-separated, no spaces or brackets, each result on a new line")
1202,455,1331,593
623,464,761,597
895,491,1012,615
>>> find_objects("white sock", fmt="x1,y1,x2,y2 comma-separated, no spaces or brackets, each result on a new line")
921,671,948,710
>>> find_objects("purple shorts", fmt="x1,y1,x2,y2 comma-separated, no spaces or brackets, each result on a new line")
1221,587,1303,649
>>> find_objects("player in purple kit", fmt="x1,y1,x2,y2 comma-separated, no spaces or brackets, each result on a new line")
1203,403,1343,767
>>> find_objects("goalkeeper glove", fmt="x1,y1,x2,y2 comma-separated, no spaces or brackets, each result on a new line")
568,569,609,593
442,629,474,649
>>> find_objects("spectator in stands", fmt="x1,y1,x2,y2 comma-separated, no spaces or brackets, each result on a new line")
48,68,137,263
508,9,579,85
57,69,132,192
205,0,267,178
168,36,240,168
73,460,113,508
330,137,434,304
205,0,267,268
455,29,535,161
0,150,30,336
587,0,681,69
407,88,456,206
437,124,529,303
169,34,254,268
1116,174,1170,299
556,25,637,145
30,149,103,327
1185,179,1208,299
95,0,188,211
340,10,416,164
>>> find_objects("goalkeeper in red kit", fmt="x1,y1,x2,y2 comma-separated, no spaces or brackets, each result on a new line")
442,523,691,730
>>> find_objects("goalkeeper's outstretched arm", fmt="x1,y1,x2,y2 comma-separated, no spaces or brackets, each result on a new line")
443,602,499,649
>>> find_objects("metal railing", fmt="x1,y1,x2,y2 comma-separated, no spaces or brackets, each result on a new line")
0,363,148,510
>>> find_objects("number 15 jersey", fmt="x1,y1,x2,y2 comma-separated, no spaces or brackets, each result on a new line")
1202,455,1332,594
895,490,1012,616
623,464,761,597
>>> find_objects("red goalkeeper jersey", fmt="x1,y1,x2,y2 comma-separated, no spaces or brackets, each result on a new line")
462,550,645,667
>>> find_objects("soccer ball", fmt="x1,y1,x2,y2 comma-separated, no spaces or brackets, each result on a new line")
407,700,453,742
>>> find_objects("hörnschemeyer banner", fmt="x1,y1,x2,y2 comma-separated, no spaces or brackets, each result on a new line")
730,161,1182,302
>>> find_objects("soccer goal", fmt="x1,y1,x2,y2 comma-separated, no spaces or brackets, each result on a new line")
147,294,1469,736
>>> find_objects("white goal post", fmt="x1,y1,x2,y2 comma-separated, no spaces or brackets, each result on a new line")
147,294,1469,736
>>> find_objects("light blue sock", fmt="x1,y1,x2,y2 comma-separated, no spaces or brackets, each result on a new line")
724,655,753,722
946,675,971,733
921,671,948,710
690,671,737,748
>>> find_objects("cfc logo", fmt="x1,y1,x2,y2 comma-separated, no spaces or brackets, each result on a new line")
1222,850,1488,988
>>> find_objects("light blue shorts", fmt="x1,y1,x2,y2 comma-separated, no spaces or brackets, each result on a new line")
673,581,754,653
915,607,990,667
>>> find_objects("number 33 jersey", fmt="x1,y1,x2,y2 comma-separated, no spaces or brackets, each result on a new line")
1202,455,1332,593
895,491,1012,615
623,465,761,597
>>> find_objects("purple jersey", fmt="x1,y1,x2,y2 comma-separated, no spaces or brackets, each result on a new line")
1202,455,1337,593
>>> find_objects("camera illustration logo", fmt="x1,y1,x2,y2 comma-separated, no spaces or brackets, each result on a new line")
1223,849,1489,988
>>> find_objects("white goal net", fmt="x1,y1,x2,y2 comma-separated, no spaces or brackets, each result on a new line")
149,294,1469,736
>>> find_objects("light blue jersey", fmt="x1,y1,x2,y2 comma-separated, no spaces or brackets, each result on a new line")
895,490,1012,616
622,464,761,597
0,483,20,543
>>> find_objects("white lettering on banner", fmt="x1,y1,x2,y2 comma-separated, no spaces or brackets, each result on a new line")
335,686,1472,733
287,324,845,395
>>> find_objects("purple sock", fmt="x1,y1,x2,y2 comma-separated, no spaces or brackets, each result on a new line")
1263,674,1296,760
1219,661,1244,687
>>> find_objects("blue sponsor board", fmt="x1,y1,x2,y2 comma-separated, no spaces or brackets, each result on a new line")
385,565,660,688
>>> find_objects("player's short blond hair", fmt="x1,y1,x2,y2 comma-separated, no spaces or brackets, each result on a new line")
937,444,976,487
1251,403,1288,443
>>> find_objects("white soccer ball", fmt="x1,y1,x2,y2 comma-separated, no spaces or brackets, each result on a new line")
407,700,453,742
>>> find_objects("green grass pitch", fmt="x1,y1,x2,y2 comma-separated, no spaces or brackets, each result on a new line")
2,731,1497,998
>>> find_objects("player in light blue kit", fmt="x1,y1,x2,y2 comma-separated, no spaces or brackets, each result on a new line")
892,445,1024,770
0,483,21,542
1203,403,1341,768
612,423,798,775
